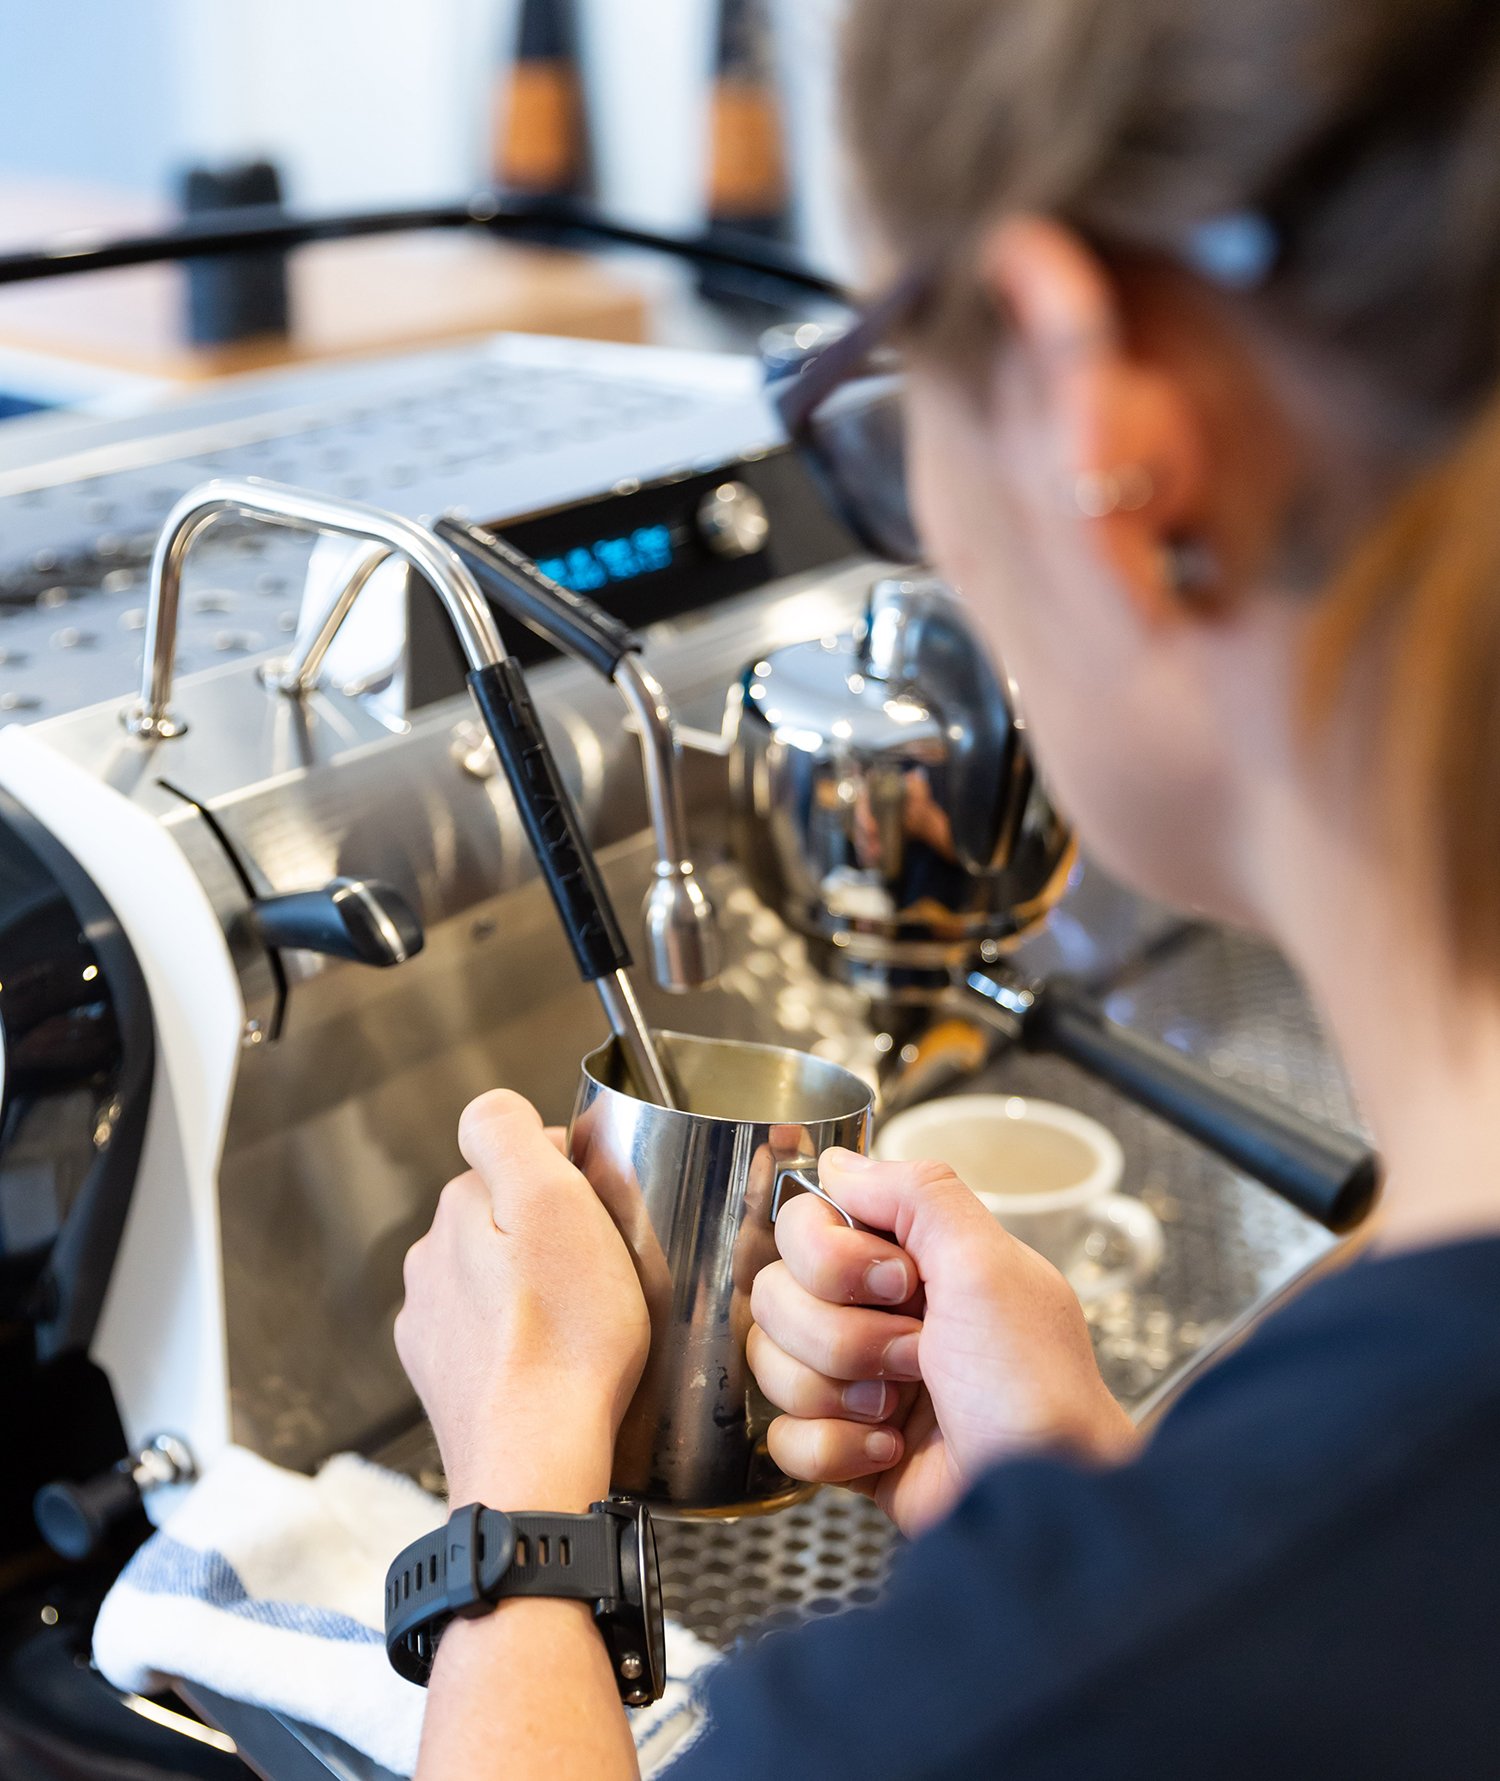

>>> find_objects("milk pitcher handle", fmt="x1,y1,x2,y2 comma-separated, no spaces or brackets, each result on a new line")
770,1163,871,1233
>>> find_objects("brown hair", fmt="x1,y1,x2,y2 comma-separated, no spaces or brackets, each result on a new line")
843,0,1500,984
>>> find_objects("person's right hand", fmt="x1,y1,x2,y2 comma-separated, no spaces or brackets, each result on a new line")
748,1148,1138,1536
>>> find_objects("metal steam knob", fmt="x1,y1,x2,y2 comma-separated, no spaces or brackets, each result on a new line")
697,481,770,560
35,1434,196,1561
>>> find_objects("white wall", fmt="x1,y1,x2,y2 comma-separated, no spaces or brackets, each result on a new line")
0,0,181,193
0,0,519,206
0,0,848,273
167,0,520,207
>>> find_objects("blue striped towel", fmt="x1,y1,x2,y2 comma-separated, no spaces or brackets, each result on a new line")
92,1446,716,1776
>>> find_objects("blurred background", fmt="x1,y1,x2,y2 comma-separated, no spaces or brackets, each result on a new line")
0,0,853,417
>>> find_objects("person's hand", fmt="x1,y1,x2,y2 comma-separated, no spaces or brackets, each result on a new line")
395,1090,650,1512
748,1149,1137,1537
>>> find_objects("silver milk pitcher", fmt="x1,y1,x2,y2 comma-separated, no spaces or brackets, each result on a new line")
569,1030,875,1516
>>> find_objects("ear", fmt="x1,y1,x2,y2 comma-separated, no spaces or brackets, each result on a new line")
976,215,1211,625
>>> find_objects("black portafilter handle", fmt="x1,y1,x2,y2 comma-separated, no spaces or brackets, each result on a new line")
35,1436,195,1562
437,515,643,679
1020,978,1379,1234
34,1467,141,1563
465,657,633,983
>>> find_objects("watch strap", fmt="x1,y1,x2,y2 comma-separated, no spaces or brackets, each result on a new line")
487,1510,620,1600
385,1502,622,1686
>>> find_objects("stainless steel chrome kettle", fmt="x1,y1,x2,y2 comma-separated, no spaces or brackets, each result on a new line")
727,575,1074,992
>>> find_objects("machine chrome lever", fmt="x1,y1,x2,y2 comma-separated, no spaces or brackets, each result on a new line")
126,477,677,1108
250,877,424,968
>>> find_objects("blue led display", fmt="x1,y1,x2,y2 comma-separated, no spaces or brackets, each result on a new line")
537,524,675,593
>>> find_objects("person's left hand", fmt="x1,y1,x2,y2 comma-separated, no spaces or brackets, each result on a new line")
395,1090,650,1511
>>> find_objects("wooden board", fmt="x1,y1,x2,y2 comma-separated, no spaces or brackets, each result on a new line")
0,181,650,382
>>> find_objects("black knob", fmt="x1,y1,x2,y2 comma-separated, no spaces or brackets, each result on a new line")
34,1463,140,1562
180,159,290,346
34,1435,194,1561
249,877,424,967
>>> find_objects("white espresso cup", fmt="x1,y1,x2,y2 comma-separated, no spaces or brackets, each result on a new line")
874,1094,1161,1300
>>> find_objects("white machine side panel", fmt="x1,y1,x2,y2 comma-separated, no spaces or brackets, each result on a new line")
0,725,242,1477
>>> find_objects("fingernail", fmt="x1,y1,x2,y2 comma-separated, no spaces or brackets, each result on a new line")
881,1333,921,1380
864,1259,910,1305
824,1147,872,1171
843,1380,888,1418
865,1429,899,1464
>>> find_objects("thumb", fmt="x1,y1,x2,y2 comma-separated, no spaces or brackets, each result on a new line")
458,1089,587,1227
818,1148,994,1272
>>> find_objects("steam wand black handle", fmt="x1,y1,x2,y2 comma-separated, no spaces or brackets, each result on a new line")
465,658,675,1108
466,660,631,983
1020,978,1379,1233
437,515,642,679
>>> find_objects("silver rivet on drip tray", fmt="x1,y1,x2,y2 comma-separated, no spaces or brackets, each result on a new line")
0,691,42,712
120,608,148,632
50,627,95,650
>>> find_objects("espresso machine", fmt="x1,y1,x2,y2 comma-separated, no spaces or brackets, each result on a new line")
0,208,1375,1777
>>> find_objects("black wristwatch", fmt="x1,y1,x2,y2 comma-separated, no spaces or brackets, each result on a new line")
384,1498,665,1705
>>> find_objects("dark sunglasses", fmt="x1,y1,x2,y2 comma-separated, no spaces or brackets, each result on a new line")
762,266,934,567
759,203,1293,569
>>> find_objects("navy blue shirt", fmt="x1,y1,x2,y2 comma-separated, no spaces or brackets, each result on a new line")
674,1239,1500,1778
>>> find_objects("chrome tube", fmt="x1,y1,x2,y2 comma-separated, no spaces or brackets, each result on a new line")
595,971,678,1109
266,538,394,697
613,656,720,992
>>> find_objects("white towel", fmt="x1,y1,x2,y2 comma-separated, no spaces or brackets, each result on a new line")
92,1446,718,1777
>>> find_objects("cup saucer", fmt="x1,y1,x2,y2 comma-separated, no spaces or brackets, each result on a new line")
1060,1194,1164,1304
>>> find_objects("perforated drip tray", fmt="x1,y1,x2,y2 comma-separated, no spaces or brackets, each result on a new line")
376,922,1359,1652
658,1487,897,1649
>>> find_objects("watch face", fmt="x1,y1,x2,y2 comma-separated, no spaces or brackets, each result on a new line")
638,1509,667,1698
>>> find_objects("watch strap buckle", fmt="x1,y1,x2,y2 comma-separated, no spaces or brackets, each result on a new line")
443,1502,517,1616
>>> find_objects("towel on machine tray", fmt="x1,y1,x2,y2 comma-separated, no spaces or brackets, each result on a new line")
92,1445,718,1777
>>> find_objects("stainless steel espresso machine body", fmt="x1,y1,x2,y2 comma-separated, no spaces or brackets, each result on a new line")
0,216,1381,1779
0,335,894,1515
0,330,1376,1546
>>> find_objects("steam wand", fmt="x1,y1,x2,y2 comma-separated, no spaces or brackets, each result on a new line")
433,515,721,994
127,476,677,1109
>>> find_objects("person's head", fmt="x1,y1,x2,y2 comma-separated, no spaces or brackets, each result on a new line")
841,0,1500,993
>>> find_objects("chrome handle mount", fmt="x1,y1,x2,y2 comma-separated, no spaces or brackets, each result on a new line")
123,476,505,741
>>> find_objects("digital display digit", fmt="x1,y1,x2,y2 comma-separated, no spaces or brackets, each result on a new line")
537,524,675,593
